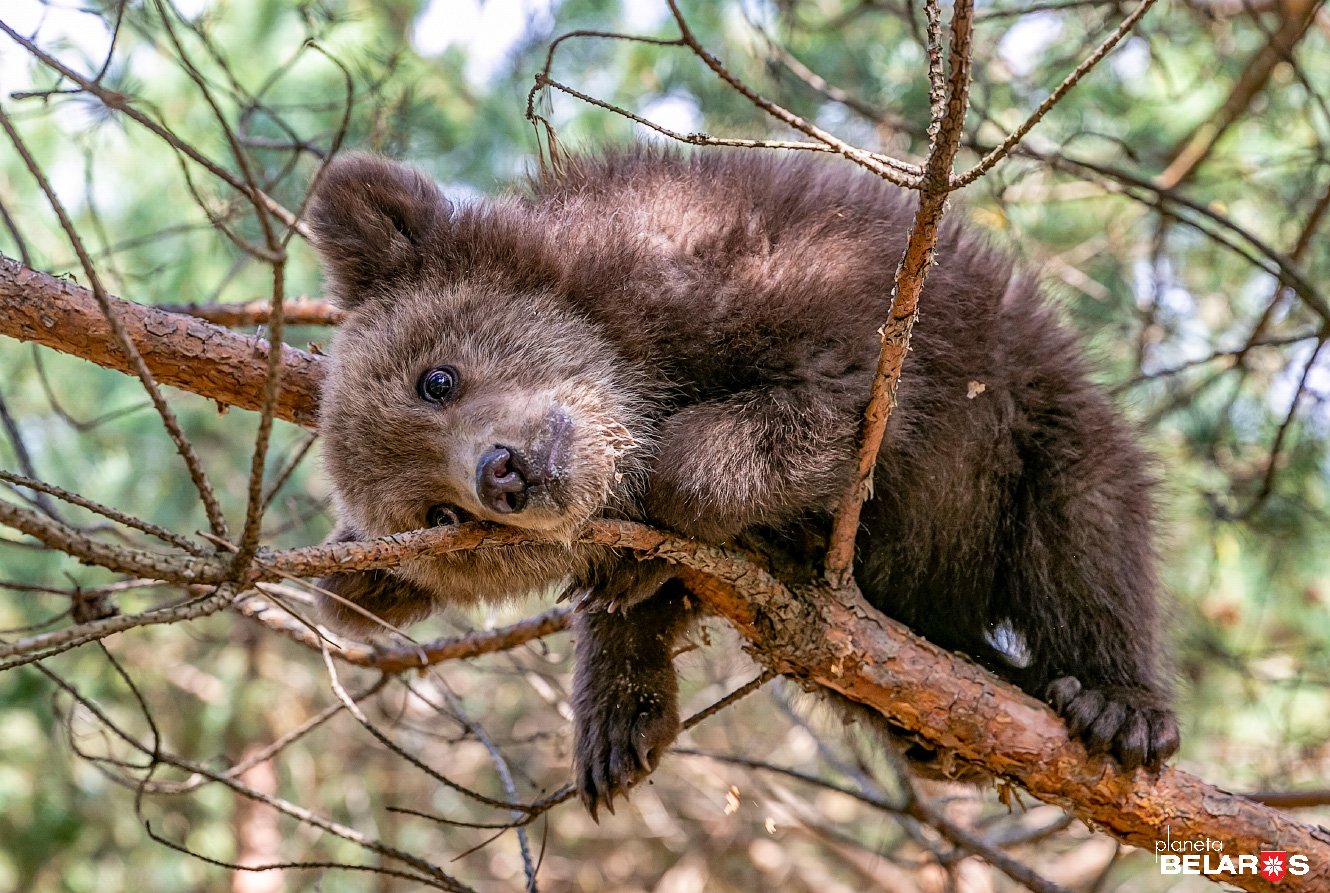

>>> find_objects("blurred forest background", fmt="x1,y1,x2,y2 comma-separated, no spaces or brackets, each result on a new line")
1,0,1329,891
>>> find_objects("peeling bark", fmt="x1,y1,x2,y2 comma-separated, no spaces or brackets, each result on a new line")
0,257,321,428
2,253,1328,891
683,568,1330,892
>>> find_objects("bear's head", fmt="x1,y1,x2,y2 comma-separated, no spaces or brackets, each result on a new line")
307,154,647,629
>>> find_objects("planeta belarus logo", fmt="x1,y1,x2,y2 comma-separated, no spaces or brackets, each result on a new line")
1156,828,1310,880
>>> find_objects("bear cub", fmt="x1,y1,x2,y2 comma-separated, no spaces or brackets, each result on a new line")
309,148,1179,817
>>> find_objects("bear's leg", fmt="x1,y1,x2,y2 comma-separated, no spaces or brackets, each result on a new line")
571,575,696,819
641,387,859,544
998,467,1180,770
575,385,855,615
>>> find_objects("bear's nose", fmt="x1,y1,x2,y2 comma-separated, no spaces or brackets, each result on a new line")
476,446,529,514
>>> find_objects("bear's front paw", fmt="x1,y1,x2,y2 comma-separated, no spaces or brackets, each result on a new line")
573,684,680,821
1046,677,1180,770
567,559,672,615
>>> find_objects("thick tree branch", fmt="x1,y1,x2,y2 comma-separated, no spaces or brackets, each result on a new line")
2,255,1328,890
0,256,321,428
682,569,1330,893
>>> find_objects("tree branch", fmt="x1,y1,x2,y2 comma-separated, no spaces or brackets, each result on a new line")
952,0,1159,189
824,0,974,588
0,256,321,429
1156,0,1323,190
2,254,1329,890
234,594,571,673
683,569,1330,893
156,299,345,327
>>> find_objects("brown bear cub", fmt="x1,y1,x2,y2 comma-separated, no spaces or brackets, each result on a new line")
309,148,1179,817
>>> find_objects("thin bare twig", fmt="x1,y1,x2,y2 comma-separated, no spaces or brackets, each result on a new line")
393,670,778,829
825,0,975,588
0,497,220,585
0,469,206,555
953,0,1158,188
681,748,1070,893
0,19,309,238
319,641,534,814
663,0,921,185
525,25,919,183
1223,334,1330,519
143,0,300,572
233,589,572,672
140,678,389,795
407,678,541,892
0,104,231,538
0,585,237,670
33,664,474,891
0,394,64,520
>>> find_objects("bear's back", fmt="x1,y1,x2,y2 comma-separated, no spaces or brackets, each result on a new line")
502,150,1010,398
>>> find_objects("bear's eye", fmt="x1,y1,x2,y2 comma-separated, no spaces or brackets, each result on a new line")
426,504,463,527
417,366,460,404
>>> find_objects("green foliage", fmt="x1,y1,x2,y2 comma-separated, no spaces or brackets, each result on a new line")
1,0,1328,890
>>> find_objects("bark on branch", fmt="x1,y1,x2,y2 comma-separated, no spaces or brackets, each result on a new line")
684,570,1330,892
2,253,1328,891
0,257,322,429
156,299,345,327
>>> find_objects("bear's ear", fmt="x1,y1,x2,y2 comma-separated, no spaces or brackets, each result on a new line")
306,153,449,310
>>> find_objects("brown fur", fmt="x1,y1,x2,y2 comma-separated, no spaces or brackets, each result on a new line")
308,148,1179,817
